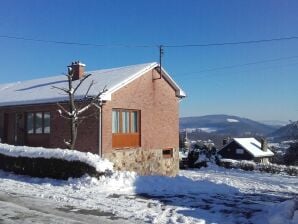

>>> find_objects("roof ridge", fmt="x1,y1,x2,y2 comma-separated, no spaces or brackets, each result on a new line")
0,62,158,85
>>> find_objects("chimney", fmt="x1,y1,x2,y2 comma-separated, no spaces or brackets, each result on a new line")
223,138,227,146
68,61,86,81
223,137,231,146
261,138,268,152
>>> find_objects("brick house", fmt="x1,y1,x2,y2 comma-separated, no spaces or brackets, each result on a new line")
0,62,185,176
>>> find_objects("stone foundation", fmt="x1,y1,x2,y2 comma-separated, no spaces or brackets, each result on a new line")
103,148,179,176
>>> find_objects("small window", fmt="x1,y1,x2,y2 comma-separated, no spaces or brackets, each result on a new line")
27,113,34,134
122,111,129,133
131,111,138,133
27,112,51,134
44,112,51,133
112,110,120,133
163,148,173,158
35,112,43,134
236,148,244,154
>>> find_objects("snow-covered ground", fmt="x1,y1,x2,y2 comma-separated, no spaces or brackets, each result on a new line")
0,164,297,224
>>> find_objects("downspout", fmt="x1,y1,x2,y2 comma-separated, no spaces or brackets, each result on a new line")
98,103,103,157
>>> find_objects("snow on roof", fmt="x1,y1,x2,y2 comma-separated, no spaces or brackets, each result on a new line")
233,138,274,158
0,62,185,107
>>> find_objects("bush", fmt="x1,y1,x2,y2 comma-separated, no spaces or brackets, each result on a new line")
284,143,298,166
218,159,298,176
0,153,108,179
186,146,217,169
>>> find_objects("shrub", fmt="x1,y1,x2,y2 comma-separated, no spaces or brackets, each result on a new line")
0,153,108,179
218,159,298,176
284,143,298,166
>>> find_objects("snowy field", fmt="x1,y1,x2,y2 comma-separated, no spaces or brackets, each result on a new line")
0,164,297,224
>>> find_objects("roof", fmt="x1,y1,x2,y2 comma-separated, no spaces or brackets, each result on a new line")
0,62,186,107
230,138,274,158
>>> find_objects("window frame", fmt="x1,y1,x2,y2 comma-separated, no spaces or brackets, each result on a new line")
26,112,51,134
112,109,141,149
112,109,140,134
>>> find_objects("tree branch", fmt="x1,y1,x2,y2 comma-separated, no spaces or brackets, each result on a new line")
51,86,69,93
84,80,95,99
73,74,91,94
77,86,107,115
57,103,71,117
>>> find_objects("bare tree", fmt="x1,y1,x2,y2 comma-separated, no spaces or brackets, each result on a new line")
53,66,107,150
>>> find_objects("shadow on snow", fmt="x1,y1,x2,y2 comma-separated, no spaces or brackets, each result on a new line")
132,174,291,224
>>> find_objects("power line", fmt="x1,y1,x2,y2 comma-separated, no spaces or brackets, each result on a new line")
180,55,298,76
1,34,298,48
0,35,156,48
180,61,298,80
164,36,298,48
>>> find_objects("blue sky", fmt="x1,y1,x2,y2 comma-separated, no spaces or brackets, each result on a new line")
0,0,298,122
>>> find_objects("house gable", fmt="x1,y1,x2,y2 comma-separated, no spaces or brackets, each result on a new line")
218,141,254,160
102,68,179,153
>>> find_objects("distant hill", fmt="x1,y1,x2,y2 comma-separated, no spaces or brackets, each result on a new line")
269,121,298,141
259,120,288,127
180,114,278,136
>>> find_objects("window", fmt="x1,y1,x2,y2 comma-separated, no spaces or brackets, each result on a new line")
112,109,140,134
112,109,140,148
122,111,129,133
27,113,34,134
44,112,51,133
163,148,173,158
131,111,138,133
35,112,43,134
236,148,244,154
27,112,51,134
112,110,120,133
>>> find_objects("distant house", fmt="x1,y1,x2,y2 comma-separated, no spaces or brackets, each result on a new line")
218,138,274,163
0,62,185,176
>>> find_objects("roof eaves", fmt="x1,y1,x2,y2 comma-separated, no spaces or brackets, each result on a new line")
160,67,186,98
103,62,158,100
217,141,232,153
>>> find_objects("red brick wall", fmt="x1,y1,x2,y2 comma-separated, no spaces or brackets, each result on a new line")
0,104,99,154
102,68,179,153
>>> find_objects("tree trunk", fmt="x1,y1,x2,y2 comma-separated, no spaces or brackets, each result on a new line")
68,73,77,150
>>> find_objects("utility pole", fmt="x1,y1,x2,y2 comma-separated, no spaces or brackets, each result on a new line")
154,45,164,80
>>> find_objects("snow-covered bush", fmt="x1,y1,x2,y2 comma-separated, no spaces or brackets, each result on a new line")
218,158,298,176
0,143,113,179
187,144,217,168
258,163,298,176
219,159,256,171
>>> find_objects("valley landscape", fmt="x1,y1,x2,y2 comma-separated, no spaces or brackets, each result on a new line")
180,114,296,147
